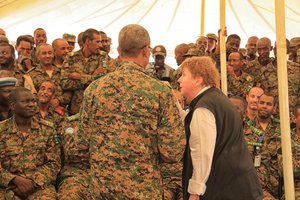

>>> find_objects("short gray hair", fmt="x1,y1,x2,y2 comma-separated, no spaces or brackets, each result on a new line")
118,24,150,57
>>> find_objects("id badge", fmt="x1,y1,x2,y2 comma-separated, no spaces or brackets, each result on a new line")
254,154,261,167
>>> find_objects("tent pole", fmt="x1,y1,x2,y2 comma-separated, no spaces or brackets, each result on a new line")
201,0,205,36
275,0,295,199
220,0,227,95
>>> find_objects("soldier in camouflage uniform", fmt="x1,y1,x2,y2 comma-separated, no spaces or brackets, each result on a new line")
243,93,281,199
56,113,89,200
19,44,67,114
145,45,175,82
60,28,114,115
245,36,258,62
35,81,65,129
0,73,17,121
273,42,300,112
245,86,264,121
31,28,47,65
0,87,61,199
0,43,23,83
171,44,189,91
227,51,254,98
277,104,300,199
15,35,35,72
195,36,208,56
78,24,185,199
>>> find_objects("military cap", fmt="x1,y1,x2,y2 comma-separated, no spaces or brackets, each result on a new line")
297,48,300,56
183,47,201,57
152,45,167,57
206,33,218,41
0,77,17,87
63,33,76,43
289,37,300,47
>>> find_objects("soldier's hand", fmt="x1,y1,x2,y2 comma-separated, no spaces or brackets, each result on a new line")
11,176,37,198
69,72,81,80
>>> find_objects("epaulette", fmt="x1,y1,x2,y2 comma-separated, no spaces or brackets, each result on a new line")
0,119,10,132
39,119,55,128
66,113,80,122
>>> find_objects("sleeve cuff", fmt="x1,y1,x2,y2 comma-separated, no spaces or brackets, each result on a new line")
188,179,206,195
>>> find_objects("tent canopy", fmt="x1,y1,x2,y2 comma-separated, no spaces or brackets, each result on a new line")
1,0,300,66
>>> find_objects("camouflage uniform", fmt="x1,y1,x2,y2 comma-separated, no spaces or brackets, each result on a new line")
227,70,254,98
286,61,300,111
260,62,279,100
277,129,300,200
79,61,185,199
35,105,65,130
56,114,89,200
60,49,112,115
244,117,281,199
170,68,181,90
0,117,61,199
145,62,175,82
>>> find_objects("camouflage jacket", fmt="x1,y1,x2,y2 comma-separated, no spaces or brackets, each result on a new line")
277,129,300,197
60,49,113,115
79,61,185,199
0,116,61,188
244,116,281,198
227,70,254,98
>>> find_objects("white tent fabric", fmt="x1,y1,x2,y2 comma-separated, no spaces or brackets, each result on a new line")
1,0,300,67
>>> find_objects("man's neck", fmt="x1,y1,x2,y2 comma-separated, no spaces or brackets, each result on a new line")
41,64,54,71
39,103,50,118
234,69,242,77
246,108,257,120
257,116,271,131
15,115,32,132
53,58,63,67
0,62,14,71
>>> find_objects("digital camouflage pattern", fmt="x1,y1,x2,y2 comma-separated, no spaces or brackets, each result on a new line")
227,71,254,98
60,49,113,115
244,117,281,199
79,61,185,199
277,129,300,200
56,113,89,200
286,61,300,111
145,62,175,82
0,116,61,199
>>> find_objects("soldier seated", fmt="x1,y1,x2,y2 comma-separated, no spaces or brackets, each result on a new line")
0,87,61,199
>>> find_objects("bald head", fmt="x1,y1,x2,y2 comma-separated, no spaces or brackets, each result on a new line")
175,43,189,66
0,35,9,44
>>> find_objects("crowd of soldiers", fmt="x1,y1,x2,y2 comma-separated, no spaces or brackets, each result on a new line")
0,25,299,199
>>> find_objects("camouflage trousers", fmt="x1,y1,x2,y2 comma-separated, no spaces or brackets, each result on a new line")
56,167,89,200
0,185,56,200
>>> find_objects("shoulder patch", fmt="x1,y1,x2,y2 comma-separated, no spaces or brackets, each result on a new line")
39,119,55,128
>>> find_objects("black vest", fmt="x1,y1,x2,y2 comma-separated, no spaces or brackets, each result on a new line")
182,87,262,200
